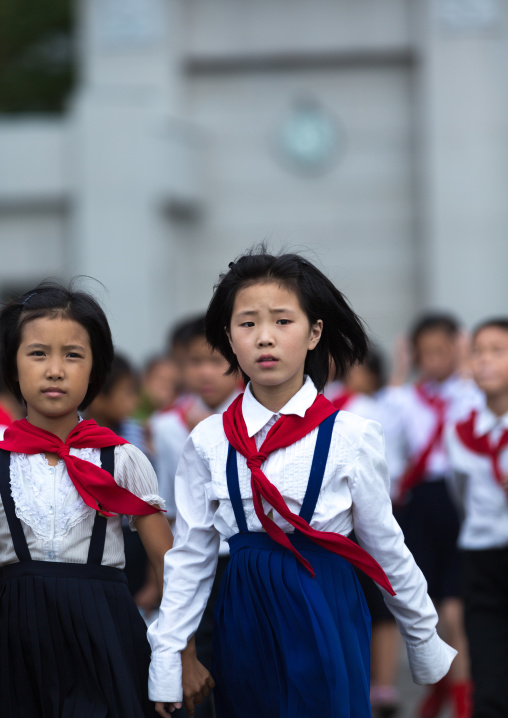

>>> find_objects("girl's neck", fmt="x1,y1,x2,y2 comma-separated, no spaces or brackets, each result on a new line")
250,374,305,414
26,408,80,442
486,390,508,418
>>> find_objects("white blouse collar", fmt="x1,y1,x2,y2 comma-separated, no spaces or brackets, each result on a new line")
242,376,318,438
474,404,508,438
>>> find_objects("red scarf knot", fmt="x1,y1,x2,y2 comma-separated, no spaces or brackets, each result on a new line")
0,418,162,518
456,410,508,487
223,392,396,596
56,446,70,460
246,453,268,471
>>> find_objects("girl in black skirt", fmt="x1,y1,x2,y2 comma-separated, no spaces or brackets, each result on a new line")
0,282,178,718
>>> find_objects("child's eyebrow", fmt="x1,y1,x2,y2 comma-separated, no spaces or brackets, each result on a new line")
25,343,86,351
235,308,296,317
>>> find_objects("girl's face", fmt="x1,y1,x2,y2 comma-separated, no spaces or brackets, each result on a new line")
471,327,508,396
16,315,93,427
228,282,322,399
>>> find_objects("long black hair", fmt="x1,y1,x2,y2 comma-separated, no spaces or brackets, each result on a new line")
205,246,368,392
0,280,114,410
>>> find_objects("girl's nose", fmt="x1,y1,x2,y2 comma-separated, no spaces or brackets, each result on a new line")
256,331,274,347
46,359,64,380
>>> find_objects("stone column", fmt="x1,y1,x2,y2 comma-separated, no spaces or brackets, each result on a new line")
411,0,508,325
69,0,187,361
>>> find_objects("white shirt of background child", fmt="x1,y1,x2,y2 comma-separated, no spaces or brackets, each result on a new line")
381,375,483,480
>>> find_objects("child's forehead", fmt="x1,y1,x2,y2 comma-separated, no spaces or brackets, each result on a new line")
474,325,508,346
233,280,301,309
19,314,90,345
414,328,455,346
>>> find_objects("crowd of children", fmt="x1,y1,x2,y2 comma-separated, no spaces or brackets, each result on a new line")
0,248,507,718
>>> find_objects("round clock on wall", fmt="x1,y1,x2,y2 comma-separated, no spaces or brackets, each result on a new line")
274,97,344,175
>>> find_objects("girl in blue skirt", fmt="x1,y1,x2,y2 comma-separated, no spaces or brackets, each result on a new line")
0,282,177,718
149,249,457,718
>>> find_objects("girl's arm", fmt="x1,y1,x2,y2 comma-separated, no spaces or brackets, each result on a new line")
147,424,221,706
347,418,457,684
135,512,173,598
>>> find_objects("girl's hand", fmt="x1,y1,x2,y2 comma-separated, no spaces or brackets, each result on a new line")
155,701,182,716
181,638,216,717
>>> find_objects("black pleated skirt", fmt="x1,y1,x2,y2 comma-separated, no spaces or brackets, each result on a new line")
0,560,155,718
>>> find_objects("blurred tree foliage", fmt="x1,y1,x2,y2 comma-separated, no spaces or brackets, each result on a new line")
0,0,75,113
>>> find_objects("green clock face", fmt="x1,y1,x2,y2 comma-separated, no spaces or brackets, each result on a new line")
276,100,343,174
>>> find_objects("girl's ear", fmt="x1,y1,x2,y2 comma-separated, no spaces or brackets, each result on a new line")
225,326,237,356
308,319,323,351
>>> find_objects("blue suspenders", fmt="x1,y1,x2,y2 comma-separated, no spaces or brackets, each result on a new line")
226,411,338,533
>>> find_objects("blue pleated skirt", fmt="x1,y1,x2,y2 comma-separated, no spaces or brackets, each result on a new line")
0,560,155,718
212,533,372,718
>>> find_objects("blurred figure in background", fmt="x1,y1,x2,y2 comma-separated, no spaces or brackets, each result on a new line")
87,353,147,454
328,347,404,717
152,316,241,521
152,314,241,718
0,367,23,437
383,314,482,718
447,318,508,718
135,355,179,423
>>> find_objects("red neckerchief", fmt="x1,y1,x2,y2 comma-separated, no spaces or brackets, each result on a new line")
396,383,447,504
456,410,508,486
223,393,395,595
330,390,356,411
0,419,161,517
0,405,13,427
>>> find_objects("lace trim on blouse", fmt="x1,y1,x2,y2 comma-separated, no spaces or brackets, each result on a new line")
9,448,100,540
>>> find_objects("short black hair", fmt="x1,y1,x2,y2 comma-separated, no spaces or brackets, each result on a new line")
410,312,460,347
0,280,114,410
472,317,508,340
205,246,368,392
101,353,138,396
168,314,206,355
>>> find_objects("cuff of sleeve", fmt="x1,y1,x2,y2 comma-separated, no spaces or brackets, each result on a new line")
128,494,166,531
149,651,183,702
406,631,458,685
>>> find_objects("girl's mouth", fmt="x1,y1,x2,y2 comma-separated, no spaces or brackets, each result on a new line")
42,388,66,398
257,355,279,368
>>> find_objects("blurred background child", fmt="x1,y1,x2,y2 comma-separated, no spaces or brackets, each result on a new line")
382,314,482,718
447,318,508,718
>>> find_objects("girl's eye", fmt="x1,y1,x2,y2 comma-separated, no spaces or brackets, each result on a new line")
277,319,291,325
241,322,255,328
30,351,45,357
67,353,82,359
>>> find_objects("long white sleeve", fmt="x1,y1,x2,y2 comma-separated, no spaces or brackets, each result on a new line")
147,433,220,702
350,420,457,684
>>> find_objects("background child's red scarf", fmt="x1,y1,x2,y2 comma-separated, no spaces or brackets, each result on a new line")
0,419,161,517
456,410,508,486
396,383,447,503
223,393,395,595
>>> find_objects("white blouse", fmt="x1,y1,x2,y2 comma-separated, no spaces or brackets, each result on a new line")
0,443,165,569
380,377,483,481
148,377,457,703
